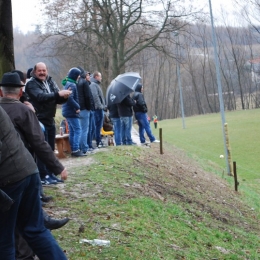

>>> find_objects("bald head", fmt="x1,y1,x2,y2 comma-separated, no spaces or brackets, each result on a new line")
34,62,48,81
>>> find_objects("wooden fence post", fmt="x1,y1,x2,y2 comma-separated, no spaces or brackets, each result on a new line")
159,128,163,154
233,161,239,191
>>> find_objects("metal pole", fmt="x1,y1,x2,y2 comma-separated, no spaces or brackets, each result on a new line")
176,35,186,129
208,0,230,174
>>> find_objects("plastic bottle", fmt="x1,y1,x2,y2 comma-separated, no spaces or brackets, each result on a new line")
79,239,110,247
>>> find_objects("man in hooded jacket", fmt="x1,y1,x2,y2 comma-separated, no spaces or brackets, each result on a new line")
133,83,160,144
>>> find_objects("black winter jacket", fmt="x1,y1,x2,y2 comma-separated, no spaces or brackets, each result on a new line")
117,95,135,117
133,91,148,113
25,74,67,126
77,76,95,111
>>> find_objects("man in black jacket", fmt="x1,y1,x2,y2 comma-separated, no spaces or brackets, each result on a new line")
25,62,72,184
77,67,95,153
0,89,67,259
117,95,136,145
133,83,159,144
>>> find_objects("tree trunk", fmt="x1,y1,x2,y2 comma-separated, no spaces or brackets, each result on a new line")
0,0,15,76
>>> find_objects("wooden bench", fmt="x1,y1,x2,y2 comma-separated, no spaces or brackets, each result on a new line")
55,134,71,159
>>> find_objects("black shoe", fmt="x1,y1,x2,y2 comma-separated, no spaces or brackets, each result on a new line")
71,150,87,157
41,195,53,203
44,216,70,230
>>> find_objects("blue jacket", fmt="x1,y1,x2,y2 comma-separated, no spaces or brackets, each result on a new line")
62,81,80,118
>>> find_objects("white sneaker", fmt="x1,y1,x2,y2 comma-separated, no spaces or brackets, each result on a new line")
152,139,160,143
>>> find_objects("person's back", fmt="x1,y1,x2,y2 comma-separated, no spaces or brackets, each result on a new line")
0,106,67,260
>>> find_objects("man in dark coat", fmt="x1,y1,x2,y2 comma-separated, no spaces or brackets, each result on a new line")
77,67,95,153
133,83,159,144
25,62,72,183
117,95,135,145
0,72,68,260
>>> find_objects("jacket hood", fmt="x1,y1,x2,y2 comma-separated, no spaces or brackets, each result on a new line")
135,83,142,93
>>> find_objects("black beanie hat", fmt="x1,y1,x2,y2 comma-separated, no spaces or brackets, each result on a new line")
67,67,81,81
27,68,33,79
135,83,142,93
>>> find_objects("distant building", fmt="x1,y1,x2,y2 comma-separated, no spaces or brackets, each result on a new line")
244,58,260,83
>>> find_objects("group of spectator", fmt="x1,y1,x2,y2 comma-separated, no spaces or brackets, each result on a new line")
61,68,106,157
0,67,70,259
0,65,160,259
108,83,159,146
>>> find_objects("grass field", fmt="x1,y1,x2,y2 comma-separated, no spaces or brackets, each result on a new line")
152,109,260,211
49,109,260,259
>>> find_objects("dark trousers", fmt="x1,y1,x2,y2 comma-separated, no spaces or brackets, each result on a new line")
0,173,67,260
37,123,56,179
94,109,104,146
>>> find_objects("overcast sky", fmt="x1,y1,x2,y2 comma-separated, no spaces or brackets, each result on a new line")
12,0,237,33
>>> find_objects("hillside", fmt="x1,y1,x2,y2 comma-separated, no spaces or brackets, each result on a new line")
46,144,260,259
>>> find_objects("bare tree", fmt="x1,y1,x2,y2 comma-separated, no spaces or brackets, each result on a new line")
38,0,201,86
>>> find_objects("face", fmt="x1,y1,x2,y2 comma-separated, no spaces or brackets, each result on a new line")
34,63,48,81
86,74,90,81
95,73,102,82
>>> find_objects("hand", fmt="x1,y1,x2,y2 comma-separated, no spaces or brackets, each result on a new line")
76,109,80,113
59,89,72,98
23,101,35,112
60,168,68,180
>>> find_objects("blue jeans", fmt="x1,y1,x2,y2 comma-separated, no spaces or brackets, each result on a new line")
66,117,81,152
0,173,67,260
135,112,155,143
79,109,90,153
120,116,133,145
94,109,104,146
87,111,95,148
111,117,122,145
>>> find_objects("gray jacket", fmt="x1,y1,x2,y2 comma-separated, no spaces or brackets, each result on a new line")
90,78,105,110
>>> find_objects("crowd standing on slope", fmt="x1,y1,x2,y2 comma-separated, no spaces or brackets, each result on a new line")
0,63,159,259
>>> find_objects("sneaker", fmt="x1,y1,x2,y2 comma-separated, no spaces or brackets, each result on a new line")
51,174,64,183
71,150,87,157
42,175,57,185
152,139,160,143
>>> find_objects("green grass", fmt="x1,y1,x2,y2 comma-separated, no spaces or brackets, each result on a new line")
48,109,260,259
48,147,260,259
152,109,260,213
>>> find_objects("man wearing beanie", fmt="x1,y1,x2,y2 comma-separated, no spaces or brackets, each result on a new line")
62,68,86,157
25,62,72,184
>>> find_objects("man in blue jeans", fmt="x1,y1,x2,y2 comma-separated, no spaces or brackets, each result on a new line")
90,71,106,148
133,83,160,144
77,68,95,153
108,103,122,145
0,105,67,260
117,95,135,145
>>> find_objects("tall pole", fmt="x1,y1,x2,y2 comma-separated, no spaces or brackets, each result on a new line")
176,34,186,129
208,0,230,174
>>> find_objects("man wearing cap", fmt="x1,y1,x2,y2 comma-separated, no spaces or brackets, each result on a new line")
25,62,71,184
77,67,95,153
0,72,68,259
62,67,87,157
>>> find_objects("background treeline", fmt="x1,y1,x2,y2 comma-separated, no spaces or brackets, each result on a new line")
13,0,260,120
